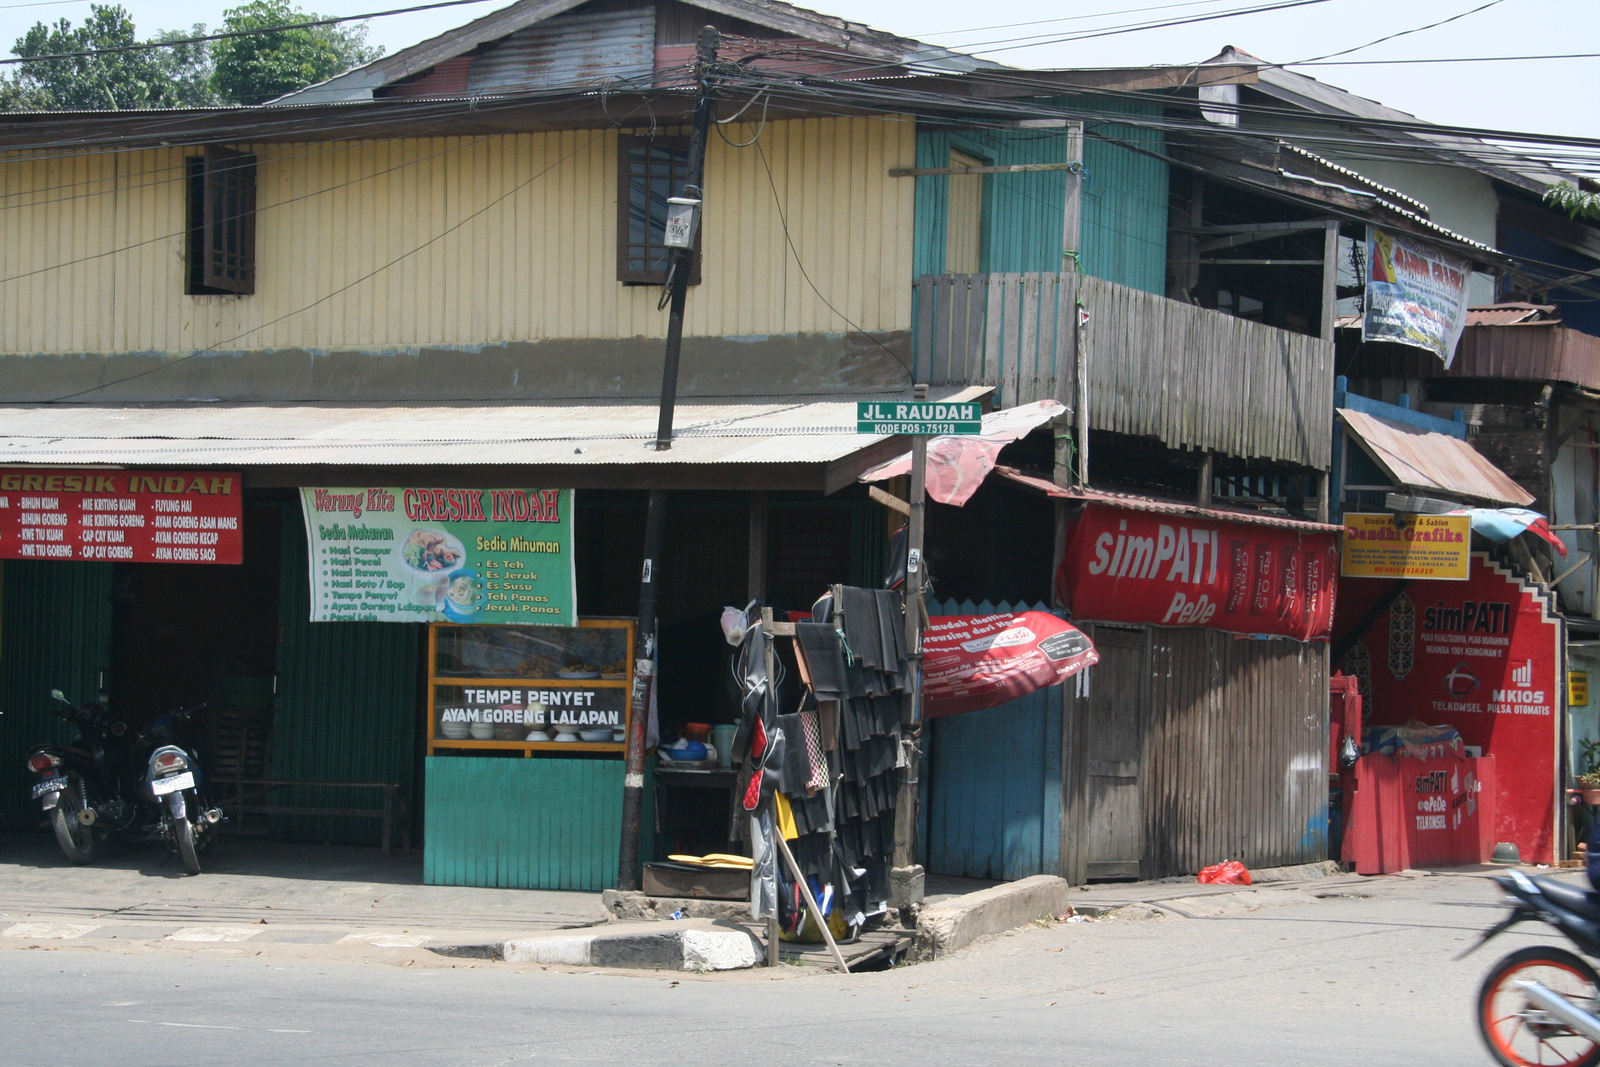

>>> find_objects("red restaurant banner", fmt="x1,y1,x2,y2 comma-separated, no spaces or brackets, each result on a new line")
0,469,243,564
923,611,1098,718
1342,553,1561,864
1057,504,1340,641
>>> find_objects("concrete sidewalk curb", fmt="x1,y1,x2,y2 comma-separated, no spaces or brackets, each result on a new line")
463,918,764,972
912,874,1072,961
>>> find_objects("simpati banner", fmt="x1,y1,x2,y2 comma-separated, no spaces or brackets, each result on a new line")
923,611,1098,718
300,487,575,624
1057,503,1340,641
1343,552,1561,864
1363,226,1472,368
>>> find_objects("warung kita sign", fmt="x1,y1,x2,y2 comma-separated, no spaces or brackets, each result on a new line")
301,487,575,625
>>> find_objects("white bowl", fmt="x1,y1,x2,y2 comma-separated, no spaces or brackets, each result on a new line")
468,723,495,740
439,722,470,739
525,730,551,742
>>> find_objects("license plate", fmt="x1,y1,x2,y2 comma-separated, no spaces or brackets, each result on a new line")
32,776,67,799
151,771,194,796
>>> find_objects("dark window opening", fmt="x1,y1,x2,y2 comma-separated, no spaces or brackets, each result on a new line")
616,134,700,285
186,146,257,295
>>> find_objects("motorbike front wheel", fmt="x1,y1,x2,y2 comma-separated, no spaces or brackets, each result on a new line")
172,815,201,876
1479,945,1600,1067
48,778,96,864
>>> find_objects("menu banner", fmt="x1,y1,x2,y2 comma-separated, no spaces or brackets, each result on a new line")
1342,513,1470,580
0,468,242,564
300,487,575,625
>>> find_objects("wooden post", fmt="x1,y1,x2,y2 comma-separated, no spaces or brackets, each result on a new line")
747,491,767,601
1061,122,1083,274
760,606,781,967
1075,300,1089,486
1317,220,1339,525
1197,451,1213,508
891,409,929,921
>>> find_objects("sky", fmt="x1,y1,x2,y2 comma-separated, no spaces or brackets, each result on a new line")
0,0,1594,142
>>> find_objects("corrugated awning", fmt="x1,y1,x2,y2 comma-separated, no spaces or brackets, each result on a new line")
1337,407,1535,507
0,389,989,493
992,466,1341,532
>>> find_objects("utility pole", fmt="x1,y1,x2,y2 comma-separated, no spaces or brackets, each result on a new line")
618,26,719,892
890,386,930,925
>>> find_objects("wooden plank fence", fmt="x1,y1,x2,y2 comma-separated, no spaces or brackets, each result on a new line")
912,272,1334,469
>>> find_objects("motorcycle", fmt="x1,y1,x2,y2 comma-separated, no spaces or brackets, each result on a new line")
1468,867,1600,1066
25,688,221,875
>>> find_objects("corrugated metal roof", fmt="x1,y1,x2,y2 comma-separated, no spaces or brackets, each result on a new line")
1337,407,1535,506
1335,303,1558,331
467,7,655,94
0,390,988,469
991,466,1342,532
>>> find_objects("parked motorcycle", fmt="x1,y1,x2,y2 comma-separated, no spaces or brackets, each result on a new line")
25,689,221,875
1468,867,1600,1066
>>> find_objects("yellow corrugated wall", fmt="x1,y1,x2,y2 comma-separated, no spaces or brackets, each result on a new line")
0,115,916,355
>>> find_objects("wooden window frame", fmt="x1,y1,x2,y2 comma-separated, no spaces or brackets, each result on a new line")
616,134,701,286
187,145,257,295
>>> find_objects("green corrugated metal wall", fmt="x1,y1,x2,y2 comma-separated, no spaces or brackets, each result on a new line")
912,97,1169,294
270,506,421,845
0,561,112,831
424,756,638,890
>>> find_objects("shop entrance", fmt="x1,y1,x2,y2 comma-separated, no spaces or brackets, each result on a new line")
109,504,282,776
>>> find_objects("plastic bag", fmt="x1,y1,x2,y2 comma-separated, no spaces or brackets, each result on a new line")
1196,860,1251,885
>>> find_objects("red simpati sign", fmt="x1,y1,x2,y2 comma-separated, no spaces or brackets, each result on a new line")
1056,503,1340,641
923,611,1098,718
0,469,243,564
1342,553,1560,864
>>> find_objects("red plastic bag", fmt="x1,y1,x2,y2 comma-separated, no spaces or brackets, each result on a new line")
1196,860,1251,885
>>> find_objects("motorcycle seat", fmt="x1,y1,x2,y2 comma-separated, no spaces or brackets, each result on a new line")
1534,876,1600,922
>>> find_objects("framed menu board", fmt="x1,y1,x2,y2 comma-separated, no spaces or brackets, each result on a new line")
426,618,634,755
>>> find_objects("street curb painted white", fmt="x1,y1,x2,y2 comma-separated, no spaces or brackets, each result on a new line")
913,875,1072,961
494,925,762,971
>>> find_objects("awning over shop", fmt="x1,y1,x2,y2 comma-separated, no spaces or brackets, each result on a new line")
0,390,989,493
1337,407,1535,507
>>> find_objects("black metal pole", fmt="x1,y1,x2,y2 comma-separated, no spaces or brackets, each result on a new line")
619,27,719,891
653,25,719,453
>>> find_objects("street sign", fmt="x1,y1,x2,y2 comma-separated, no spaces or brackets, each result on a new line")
857,401,982,435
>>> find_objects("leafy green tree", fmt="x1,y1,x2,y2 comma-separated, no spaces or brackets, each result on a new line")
211,0,382,105
8,4,163,110
1544,181,1600,223
150,24,219,108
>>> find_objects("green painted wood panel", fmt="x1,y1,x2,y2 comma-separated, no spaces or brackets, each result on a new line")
912,97,1168,294
424,756,634,890
270,505,421,845
0,561,112,830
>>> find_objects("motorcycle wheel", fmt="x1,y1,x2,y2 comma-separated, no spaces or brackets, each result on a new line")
172,815,201,876
1479,945,1600,1067
48,778,96,864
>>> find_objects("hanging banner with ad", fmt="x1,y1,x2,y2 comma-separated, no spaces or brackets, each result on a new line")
1342,513,1470,580
923,611,1098,718
1056,503,1341,641
1363,226,1473,368
300,487,575,625
1341,553,1561,864
0,468,242,564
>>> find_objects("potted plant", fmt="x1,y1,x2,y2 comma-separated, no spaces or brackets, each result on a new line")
1580,770,1600,807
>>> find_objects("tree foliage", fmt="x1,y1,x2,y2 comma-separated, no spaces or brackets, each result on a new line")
212,0,382,105
1544,181,1600,223
0,1,381,110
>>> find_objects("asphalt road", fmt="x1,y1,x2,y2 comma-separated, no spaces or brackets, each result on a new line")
0,870,1568,1065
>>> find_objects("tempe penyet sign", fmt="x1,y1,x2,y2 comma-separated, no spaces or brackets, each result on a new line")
857,401,982,435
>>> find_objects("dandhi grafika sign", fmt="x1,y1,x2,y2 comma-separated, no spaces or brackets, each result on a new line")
1337,552,1562,863
1056,503,1341,641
